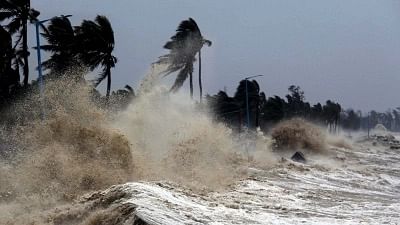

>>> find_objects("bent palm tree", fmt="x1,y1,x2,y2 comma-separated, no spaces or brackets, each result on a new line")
157,18,211,100
75,15,117,97
39,16,78,76
0,0,40,86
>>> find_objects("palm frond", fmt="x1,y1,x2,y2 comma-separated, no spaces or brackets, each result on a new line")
0,0,20,13
12,32,22,49
41,17,74,49
174,17,202,41
0,1,13,9
95,15,114,45
75,15,116,88
6,17,21,34
35,44,57,52
38,16,80,75
124,85,134,94
93,66,108,87
28,8,40,23
204,39,212,47
0,11,14,21
170,63,193,92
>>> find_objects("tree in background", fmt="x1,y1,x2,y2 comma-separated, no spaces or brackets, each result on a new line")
0,25,20,106
75,15,117,97
260,95,286,129
0,25,12,73
310,103,323,122
207,90,242,131
0,0,40,86
233,79,262,128
392,109,400,131
322,100,341,133
341,109,361,131
39,16,79,77
207,83,345,133
285,85,307,118
157,18,211,100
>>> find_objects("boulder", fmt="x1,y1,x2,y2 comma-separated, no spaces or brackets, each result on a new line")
291,151,306,163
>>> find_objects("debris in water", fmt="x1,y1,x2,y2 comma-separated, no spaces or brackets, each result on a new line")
291,151,306,163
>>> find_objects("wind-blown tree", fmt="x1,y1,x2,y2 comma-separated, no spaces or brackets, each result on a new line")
39,16,79,77
311,103,323,122
75,15,117,97
207,90,242,130
0,25,11,73
0,0,40,86
285,85,306,118
234,79,262,128
0,25,20,107
260,95,287,129
90,84,135,110
157,18,211,100
341,109,361,131
392,109,400,132
323,100,342,133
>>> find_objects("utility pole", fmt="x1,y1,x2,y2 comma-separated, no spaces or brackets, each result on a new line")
367,112,370,139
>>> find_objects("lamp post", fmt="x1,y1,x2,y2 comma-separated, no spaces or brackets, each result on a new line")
367,112,370,139
244,74,264,128
35,15,71,119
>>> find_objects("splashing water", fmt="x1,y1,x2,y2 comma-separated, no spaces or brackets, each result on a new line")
0,78,137,222
0,73,259,223
0,69,398,224
137,63,169,95
114,87,249,189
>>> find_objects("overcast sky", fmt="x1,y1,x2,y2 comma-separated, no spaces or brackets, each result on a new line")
28,0,400,111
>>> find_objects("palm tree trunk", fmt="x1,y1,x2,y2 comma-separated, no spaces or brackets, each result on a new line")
189,71,193,99
22,19,29,87
198,49,202,103
106,65,111,98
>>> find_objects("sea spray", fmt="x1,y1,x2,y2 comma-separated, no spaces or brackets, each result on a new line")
0,78,136,223
0,76,254,223
270,118,328,153
137,63,169,95
0,69,351,224
114,87,248,190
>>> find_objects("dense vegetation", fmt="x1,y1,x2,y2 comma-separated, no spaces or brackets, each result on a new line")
1,0,399,133
207,81,400,133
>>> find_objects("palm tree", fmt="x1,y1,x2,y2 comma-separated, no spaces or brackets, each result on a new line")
157,18,211,100
0,0,40,87
0,25,20,104
39,16,78,76
0,25,12,73
75,15,117,97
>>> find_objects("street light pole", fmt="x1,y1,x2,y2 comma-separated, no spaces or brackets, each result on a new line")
35,21,44,110
244,75,264,128
245,80,249,127
367,112,370,139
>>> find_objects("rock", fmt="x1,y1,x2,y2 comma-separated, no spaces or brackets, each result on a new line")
390,145,400,150
291,151,306,163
